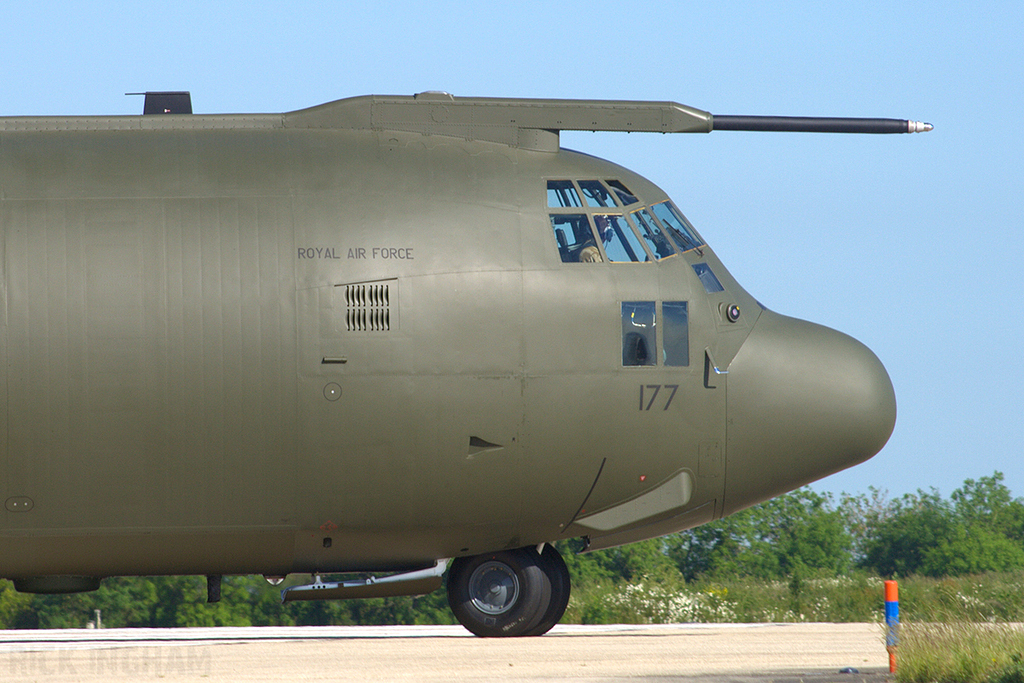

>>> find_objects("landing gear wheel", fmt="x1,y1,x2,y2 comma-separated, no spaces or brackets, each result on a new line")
522,544,571,636
447,549,549,637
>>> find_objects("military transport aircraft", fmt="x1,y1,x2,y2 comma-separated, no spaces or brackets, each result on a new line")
0,92,927,636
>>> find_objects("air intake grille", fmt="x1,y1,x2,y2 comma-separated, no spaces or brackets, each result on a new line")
345,283,390,331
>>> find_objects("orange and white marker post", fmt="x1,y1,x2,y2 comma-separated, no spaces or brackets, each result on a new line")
885,580,899,673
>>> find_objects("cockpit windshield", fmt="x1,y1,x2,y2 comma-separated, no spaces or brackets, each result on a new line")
651,202,704,253
547,180,582,208
578,180,618,208
596,214,649,262
606,180,639,206
629,208,676,260
546,180,705,264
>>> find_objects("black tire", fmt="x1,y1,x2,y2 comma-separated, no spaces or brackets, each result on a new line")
522,544,571,636
447,549,549,637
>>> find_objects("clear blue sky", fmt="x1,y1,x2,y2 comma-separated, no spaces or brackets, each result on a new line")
2,1,1021,500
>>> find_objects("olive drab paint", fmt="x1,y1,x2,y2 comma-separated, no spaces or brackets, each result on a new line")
0,91,924,635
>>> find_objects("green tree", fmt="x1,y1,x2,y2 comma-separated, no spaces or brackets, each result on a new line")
555,537,677,585
858,488,953,577
857,473,1024,578
921,526,1024,576
668,488,852,581
0,581,35,628
951,473,1024,541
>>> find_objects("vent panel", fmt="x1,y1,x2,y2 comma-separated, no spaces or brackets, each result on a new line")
345,283,391,332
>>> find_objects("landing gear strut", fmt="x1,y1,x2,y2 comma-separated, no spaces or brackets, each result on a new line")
446,544,570,637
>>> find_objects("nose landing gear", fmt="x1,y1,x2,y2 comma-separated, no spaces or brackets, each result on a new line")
446,544,570,637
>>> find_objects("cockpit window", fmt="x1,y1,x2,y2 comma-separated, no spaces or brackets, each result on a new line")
578,180,618,208
652,201,704,253
692,263,725,293
622,301,657,366
551,214,602,263
548,180,582,208
546,181,711,266
662,302,689,366
629,209,676,260
595,214,650,263
606,180,639,206
622,301,690,367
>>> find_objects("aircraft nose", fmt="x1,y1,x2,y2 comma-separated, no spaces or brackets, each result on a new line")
724,310,896,515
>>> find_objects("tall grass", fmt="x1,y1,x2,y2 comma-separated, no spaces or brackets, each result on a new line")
562,571,1024,683
896,622,1024,683
561,571,1024,625
565,573,885,624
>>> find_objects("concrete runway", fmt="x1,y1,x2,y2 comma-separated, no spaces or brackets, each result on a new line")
0,623,890,682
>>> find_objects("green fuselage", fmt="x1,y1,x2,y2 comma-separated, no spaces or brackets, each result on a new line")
0,97,896,583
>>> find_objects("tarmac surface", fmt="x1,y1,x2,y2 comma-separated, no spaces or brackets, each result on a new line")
0,623,891,682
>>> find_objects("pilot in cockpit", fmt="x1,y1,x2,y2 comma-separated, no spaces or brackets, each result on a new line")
594,215,614,248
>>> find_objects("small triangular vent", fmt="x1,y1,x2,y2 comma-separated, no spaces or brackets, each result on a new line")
468,436,503,457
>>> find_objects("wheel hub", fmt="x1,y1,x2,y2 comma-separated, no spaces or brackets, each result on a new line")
468,561,520,615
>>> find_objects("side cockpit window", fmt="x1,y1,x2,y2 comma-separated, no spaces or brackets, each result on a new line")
622,301,657,366
622,301,689,368
662,302,689,367
692,263,725,293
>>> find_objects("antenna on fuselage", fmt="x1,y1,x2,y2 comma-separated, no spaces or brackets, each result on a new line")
283,94,932,152
711,115,932,134
125,91,193,115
